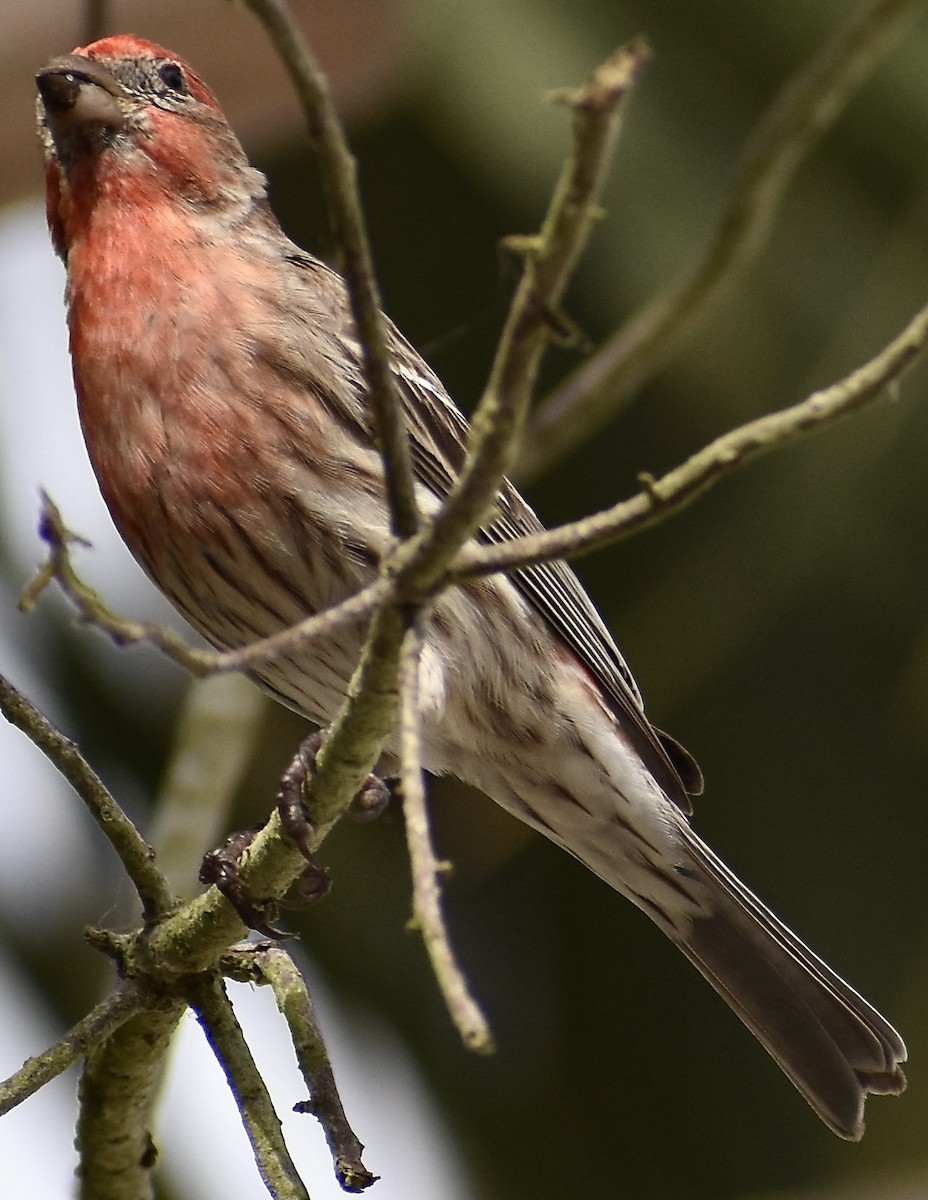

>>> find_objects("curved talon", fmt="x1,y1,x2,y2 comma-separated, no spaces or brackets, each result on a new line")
291,859,332,906
199,832,292,939
278,730,393,850
349,774,391,822
277,731,323,859
198,729,389,937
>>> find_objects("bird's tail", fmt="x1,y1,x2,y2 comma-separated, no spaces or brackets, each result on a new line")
668,825,906,1140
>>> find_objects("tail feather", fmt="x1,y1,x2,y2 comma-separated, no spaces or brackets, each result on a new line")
675,827,906,1140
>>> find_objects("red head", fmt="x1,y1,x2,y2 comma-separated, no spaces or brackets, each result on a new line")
36,36,265,259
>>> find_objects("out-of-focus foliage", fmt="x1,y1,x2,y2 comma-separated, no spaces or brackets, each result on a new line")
3,1,927,1197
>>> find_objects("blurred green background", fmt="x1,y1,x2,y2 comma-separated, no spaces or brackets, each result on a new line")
3,0,928,1196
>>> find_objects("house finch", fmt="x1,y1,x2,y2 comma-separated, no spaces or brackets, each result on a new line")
36,34,906,1139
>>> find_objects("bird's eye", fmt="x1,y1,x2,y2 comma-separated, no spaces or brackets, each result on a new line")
157,62,187,94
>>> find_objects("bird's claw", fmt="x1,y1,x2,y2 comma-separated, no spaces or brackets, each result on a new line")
277,730,391,850
198,729,390,937
199,828,292,939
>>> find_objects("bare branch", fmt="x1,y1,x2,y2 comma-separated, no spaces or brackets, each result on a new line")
213,580,390,675
398,617,494,1054
76,1004,186,1200
189,976,310,1200
244,945,377,1192
1,612,410,1194
519,0,928,481
0,668,174,920
0,983,146,1116
19,493,212,669
403,41,649,593
62,605,414,1195
22,492,390,677
240,0,419,538
135,604,410,977
456,292,928,579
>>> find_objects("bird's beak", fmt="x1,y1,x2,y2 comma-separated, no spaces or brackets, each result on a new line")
36,55,127,136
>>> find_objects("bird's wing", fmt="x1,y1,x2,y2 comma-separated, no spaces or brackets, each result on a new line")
284,253,701,808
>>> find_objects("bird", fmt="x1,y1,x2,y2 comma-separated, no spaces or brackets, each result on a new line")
35,33,906,1140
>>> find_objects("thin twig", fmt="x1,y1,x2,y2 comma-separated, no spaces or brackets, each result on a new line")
248,945,377,1192
22,492,390,676
0,983,146,1116
20,492,211,668
403,41,649,594
456,292,928,579
240,0,419,539
519,0,928,481
398,618,494,1053
213,579,389,674
189,976,309,1200
0,668,174,920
